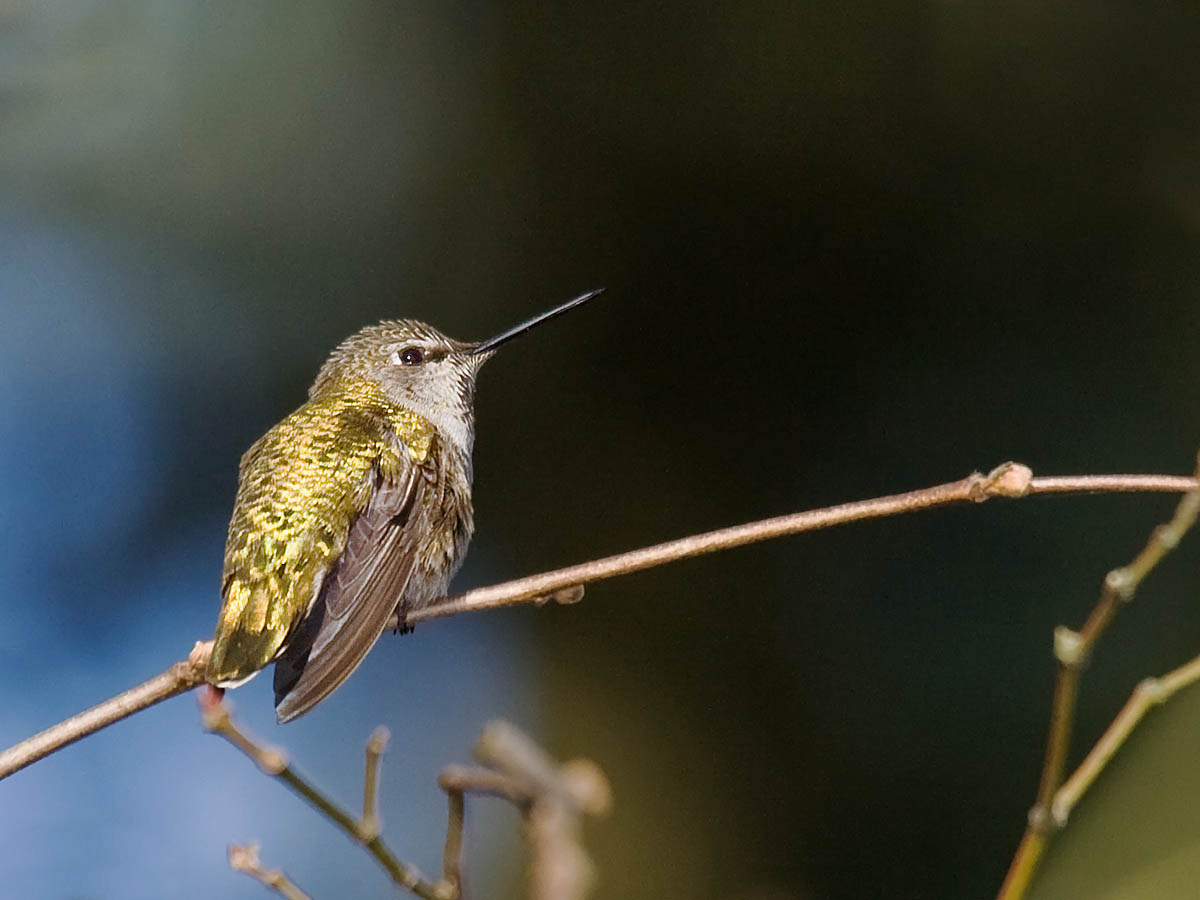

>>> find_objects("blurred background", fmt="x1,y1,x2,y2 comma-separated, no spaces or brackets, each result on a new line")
3,2,1200,898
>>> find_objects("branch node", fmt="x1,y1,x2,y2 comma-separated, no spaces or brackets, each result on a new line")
552,584,586,606
189,640,215,670
228,842,262,874
1137,676,1167,705
1153,523,1182,551
1049,796,1071,829
1104,567,1135,602
1025,803,1059,834
559,759,613,817
358,815,382,843
367,726,391,755
229,842,313,900
1052,626,1085,667
442,721,609,900
258,747,289,776
979,461,1034,500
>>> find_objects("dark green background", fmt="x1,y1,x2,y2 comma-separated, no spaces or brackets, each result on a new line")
2,3,1200,898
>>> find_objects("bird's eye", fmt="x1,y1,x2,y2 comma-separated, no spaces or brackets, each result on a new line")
398,347,424,366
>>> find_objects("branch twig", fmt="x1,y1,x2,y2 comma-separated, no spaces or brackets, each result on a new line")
437,720,611,900
200,689,452,900
996,455,1200,900
2,463,1196,783
0,640,212,781
229,843,314,900
1052,650,1200,824
361,727,389,840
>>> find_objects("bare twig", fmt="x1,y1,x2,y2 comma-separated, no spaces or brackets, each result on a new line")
405,467,1197,625
438,721,611,900
439,764,532,807
1052,652,1200,822
229,843,314,900
0,640,212,781
996,455,1200,900
436,762,535,899
2,463,1197,783
438,769,470,898
200,690,452,900
362,727,390,840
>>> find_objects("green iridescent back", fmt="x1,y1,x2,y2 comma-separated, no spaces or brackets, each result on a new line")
207,377,435,684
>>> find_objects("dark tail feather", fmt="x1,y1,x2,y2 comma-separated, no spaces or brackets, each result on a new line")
273,598,325,712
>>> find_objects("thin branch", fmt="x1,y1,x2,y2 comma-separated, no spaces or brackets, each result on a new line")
0,640,212,781
1018,474,1196,495
439,764,532,807
2,462,1197,784
200,690,452,900
439,769,469,899
406,466,1196,625
362,727,390,840
436,763,536,899
996,455,1200,900
437,721,611,900
229,843,314,900
1052,651,1200,824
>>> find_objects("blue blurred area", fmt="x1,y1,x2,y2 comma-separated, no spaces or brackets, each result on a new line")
0,217,535,897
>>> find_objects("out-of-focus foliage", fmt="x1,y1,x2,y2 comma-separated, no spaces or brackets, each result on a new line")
2,2,1200,899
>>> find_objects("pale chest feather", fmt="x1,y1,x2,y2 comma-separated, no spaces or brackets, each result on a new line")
407,439,475,604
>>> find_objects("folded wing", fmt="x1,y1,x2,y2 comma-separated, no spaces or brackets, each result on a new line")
273,461,424,722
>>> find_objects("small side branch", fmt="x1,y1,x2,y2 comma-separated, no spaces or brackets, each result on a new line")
229,843,314,900
0,640,211,781
437,720,611,900
199,689,451,900
362,727,389,840
1052,652,1200,822
996,455,1200,900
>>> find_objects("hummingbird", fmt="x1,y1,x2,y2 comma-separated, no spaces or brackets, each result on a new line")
207,289,601,722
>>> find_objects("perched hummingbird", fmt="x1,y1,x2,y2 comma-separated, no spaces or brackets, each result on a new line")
207,290,601,722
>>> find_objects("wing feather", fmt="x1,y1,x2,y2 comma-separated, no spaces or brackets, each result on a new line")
273,461,425,722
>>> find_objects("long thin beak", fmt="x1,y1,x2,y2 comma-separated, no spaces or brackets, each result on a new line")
473,288,604,356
